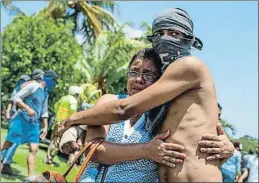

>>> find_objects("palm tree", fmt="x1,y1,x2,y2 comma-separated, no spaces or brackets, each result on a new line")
79,83,102,105
131,21,152,45
75,25,147,94
220,118,236,137
2,0,117,44
44,0,117,43
139,21,152,43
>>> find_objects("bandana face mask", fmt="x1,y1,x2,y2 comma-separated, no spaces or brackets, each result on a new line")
43,76,56,93
148,34,192,72
147,8,203,73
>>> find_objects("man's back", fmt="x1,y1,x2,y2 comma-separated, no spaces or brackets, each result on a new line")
158,56,221,182
54,95,78,122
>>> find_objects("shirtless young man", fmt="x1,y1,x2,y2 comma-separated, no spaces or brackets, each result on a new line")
59,8,230,182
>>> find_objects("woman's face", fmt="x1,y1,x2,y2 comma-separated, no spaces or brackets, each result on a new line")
127,58,159,96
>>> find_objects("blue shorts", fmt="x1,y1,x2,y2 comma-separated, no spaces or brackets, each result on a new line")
6,111,40,144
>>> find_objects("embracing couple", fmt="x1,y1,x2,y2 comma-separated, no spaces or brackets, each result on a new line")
58,8,234,182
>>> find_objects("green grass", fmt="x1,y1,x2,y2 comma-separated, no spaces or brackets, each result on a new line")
1,128,78,182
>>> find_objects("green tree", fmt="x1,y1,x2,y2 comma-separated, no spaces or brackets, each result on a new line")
1,14,83,108
75,25,147,95
239,135,258,153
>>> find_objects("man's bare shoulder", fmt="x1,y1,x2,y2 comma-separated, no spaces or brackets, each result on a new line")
164,56,208,79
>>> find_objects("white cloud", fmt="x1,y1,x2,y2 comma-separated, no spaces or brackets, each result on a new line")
123,25,144,39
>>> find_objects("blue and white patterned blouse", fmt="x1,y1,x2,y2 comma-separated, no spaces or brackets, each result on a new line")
80,95,158,182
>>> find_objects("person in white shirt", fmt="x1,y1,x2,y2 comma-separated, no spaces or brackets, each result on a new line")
238,143,258,182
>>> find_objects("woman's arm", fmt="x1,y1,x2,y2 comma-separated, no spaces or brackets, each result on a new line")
62,94,186,168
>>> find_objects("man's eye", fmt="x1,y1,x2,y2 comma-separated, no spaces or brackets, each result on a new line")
169,32,179,37
154,32,163,36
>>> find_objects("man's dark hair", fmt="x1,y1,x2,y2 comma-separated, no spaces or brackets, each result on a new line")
218,103,222,110
233,140,240,148
128,48,162,76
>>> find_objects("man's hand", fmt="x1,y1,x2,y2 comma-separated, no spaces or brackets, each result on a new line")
199,123,234,161
5,112,11,120
237,178,243,182
40,127,48,139
27,108,35,117
61,141,80,155
146,130,186,168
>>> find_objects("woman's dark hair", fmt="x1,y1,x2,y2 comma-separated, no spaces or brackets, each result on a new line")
128,48,162,76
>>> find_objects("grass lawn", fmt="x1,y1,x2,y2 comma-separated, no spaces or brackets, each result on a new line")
1,128,79,182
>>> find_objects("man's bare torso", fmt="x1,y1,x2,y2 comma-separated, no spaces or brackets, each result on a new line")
158,62,222,182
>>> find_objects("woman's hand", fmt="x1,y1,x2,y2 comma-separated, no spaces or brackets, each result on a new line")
146,130,186,168
56,118,71,138
199,123,234,161
61,141,80,155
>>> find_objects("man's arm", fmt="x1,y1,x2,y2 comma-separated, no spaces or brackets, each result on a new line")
40,118,48,139
238,168,249,182
5,102,13,120
238,155,254,182
66,57,202,127
40,96,49,139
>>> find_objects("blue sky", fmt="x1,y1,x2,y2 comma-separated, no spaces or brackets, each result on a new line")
1,1,258,139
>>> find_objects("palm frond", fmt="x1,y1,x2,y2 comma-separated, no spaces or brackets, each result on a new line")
79,1,102,38
89,1,117,13
44,0,67,19
220,119,237,136
2,0,25,15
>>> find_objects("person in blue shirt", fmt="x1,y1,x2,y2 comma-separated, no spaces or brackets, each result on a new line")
1,74,31,175
1,70,58,179
221,141,242,182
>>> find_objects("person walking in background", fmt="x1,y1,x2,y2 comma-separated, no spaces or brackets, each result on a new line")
1,70,58,180
241,149,254,174
238,143,258,182
221,141,242,182
44,86,82,165
1,74,31,175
